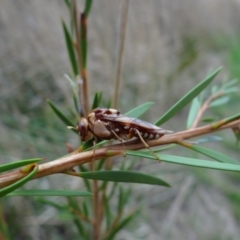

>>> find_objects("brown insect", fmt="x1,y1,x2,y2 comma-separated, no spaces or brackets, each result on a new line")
74,108,172,164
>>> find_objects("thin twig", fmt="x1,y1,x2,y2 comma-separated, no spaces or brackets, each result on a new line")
0,118,240,189
73,1,84,116
93,179,100,240
80,13,90,117
73,3,89,117
112,0,129,108
191,92,224,128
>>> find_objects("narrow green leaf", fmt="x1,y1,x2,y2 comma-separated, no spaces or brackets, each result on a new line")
37,198,65,210
155,68,222,126
211,85,219,94
91,92,102,110
47,99,77,132
222,78,239,89
106,98,112,108
201,117,216,123
67,196,82,212
104,194,112,229
223,87,239,94
185,145,238,164
72,218,86,239
63,0,70,8
73,93,79,115
108,182,119,200
80,171,170,187
7,190,92,197
84,0,93,17
187,97,200,128
0,165,38,197
232,126,240,143
97,159,105,171
224,112,240,123
124,102,154,118
212,112,240,129
0,158,41,173
117,186,123,213
98,92,103,105
210,96,229,107
121,188,131,208
65,74,80,113
79,165,92,192
80,137,95,151
127,151,240,172
62,20,78,75
195,136,222,143
105,209,140,240
91,92,99,110
0,216,10,239
82,201,89,217
65,197,88,238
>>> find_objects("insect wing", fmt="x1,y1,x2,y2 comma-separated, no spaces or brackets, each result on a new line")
101,115,171,134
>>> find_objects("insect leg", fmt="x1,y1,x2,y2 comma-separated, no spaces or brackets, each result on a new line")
134,129,161,162
110,130,126,157
91,137,98,172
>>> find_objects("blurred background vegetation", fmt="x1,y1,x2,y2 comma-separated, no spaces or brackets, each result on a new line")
1,0,240,239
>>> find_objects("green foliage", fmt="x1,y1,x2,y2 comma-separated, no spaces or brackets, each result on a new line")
1,1,240,239
0,165,38,197
124,101,154,118
0,158,41,173
127,151,240,172
92,92,103,109
227,41,240,78
7,190,92,197
79,170,170,187
155,67,222,125
187,97,200,128
183,145,238,164
62,20,78,76
65,74,80,113
47,99,77,133
84,0,93,17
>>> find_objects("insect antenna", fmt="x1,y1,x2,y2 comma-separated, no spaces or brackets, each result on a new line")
67,126,77,130
134,129,161,162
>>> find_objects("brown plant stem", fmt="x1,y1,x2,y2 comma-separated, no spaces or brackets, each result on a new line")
112,0,129,108
73,2,89,117
93,179,100,240
80,13,89,117
191,92,224,128
0,118,240,189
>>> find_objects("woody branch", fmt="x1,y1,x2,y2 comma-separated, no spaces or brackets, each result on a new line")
0,117,239,189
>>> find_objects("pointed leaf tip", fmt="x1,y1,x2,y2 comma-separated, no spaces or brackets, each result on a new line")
155,67,222,126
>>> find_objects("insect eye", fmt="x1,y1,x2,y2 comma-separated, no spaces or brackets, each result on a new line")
105,110,112,114
76,118,89,141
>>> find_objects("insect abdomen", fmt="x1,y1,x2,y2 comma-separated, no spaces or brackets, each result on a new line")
134,130,164,140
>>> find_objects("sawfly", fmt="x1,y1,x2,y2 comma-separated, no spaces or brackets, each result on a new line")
70,108,172,166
